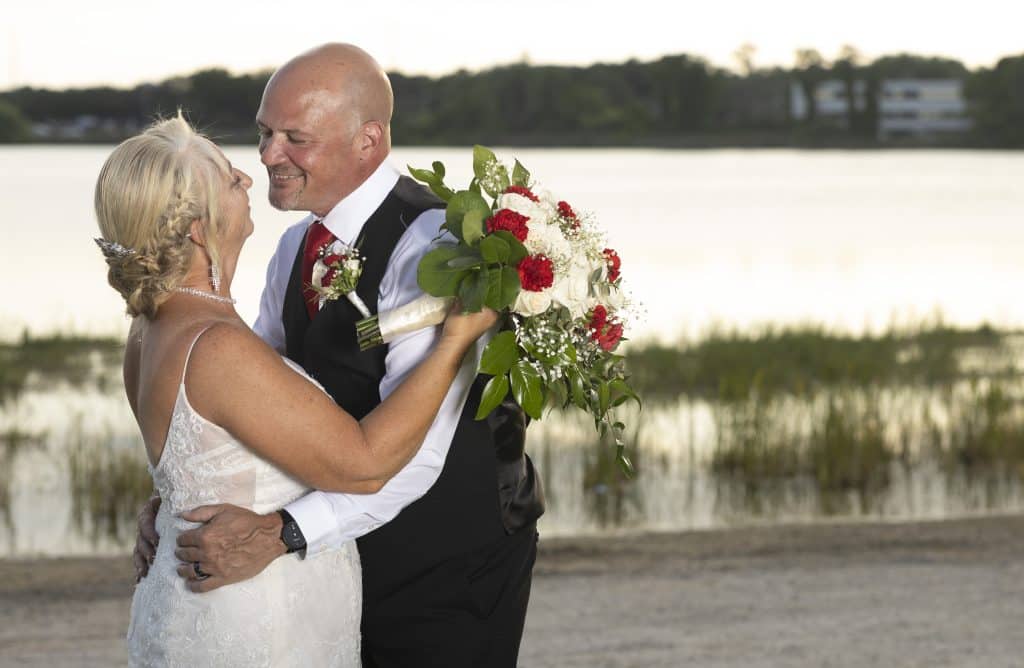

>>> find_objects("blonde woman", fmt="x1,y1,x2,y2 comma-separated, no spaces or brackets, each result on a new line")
95,116,496,666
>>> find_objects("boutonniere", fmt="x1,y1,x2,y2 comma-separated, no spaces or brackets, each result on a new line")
309,239,371,318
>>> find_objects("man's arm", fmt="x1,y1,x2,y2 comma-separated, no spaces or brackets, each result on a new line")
285,208,486,555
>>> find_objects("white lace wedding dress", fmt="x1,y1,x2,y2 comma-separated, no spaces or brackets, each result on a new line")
127,333,361,667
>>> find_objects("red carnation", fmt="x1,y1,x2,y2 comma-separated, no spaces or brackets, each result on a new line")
603,248,621,282
598,322,624,351
486,209,530,242
504,185,539,202
587,305,623,351
517,254,555,292
557,201,578,227
323,253,344,266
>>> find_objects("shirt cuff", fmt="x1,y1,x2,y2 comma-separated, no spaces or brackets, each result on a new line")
284,492,340,558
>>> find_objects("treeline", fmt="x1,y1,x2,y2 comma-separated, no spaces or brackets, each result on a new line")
1,48,1022,146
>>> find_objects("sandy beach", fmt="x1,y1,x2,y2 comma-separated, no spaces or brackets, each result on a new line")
2,515,1022,667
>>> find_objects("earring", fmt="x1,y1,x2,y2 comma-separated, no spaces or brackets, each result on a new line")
210,262,221,293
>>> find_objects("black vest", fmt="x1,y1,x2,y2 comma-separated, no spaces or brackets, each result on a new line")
282,176,544,605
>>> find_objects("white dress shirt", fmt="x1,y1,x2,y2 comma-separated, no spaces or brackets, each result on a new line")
252,160,486,557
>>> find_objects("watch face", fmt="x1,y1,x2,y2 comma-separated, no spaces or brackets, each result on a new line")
282,522,305,550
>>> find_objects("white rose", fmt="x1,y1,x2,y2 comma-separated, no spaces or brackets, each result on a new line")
513,288,553,316
496,193,546,223
524,221,572,261
603,284,627,310
552,262,593,318
310,260,328,288
328,240,348,255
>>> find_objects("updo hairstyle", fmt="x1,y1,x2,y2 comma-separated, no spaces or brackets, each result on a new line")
94,115,230,318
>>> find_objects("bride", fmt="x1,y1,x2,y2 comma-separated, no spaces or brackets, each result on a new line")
94,116,496,667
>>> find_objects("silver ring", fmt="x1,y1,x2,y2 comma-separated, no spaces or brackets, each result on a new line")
193,561,211,580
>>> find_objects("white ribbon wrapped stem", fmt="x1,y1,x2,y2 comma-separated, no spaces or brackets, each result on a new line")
356,295,453,350
346,292,372,319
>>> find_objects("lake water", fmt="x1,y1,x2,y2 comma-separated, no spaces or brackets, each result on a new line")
2,146,1024,340
2,146,1024,557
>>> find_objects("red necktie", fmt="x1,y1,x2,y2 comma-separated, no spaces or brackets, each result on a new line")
301,219,335,319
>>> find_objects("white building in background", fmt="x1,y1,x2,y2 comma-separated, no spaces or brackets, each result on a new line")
790,78,973,140
878,79,972,139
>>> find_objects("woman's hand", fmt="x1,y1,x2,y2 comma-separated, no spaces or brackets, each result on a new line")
440,302,500,347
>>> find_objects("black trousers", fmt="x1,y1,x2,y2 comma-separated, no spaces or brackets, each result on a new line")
361,525,538,668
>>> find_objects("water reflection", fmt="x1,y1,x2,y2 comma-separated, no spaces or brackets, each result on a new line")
66,417,152,544
3,374,1024,556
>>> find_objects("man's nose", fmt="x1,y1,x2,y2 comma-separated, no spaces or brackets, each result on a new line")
259,134,284,166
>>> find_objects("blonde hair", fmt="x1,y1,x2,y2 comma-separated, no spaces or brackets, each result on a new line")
94,114,230,318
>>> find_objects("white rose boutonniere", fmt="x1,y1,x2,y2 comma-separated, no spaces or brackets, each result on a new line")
308,239,371,318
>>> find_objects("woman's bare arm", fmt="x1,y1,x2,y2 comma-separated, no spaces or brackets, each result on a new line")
185,309,495,493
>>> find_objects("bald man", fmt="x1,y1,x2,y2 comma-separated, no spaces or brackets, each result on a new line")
134,44,544,667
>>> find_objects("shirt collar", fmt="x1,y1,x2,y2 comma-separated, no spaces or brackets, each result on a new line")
317,160,401,244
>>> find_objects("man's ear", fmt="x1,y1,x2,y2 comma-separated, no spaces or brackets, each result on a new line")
359,121,384,154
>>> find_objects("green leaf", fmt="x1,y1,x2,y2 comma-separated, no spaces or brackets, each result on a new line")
446,190,491,245
408,166,437,184
500,231,528,265
432,161,446,179
510,361,544,419
598,381,611,416
609,378,642,411
617,447,634,477
472,145,510,198
458,268,488,313
479,233,510,264
548,377,568,408
469,178,482,195
462,209,485,247
431,183,456,202
568,368,588,409
484,265,521,311
475,374,510,420
472,145,499,182
512,159,530,187
479,331,519,375
417,246,473,297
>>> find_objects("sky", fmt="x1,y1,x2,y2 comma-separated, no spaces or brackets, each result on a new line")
4,0,1023,89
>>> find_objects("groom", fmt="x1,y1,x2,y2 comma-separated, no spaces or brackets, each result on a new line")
134,44,544,666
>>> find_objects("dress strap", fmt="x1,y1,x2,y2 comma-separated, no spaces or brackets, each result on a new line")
180,324,217,385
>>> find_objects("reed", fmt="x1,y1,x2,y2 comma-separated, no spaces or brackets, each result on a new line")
66,420,152,544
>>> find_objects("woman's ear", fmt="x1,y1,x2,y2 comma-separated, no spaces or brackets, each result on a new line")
188,219,207,248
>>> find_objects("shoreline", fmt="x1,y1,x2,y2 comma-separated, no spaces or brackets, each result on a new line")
3,514,1023,666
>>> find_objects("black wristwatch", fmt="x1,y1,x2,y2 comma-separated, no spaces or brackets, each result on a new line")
277,509,307,554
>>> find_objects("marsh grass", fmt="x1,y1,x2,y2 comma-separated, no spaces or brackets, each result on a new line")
627,323,1012,402
0,425,47,531
622,323,1024,507
0,332,123,403
66,420,151,544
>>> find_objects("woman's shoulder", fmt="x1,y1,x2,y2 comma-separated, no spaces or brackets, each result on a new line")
185,318,270,369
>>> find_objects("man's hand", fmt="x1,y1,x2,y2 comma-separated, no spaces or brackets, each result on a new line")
174,504,287,593
133,495,161,583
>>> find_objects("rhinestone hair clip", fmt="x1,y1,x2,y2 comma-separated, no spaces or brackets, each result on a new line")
94,237,136,260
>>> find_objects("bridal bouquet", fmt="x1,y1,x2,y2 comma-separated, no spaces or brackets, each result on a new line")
356,147,639,471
